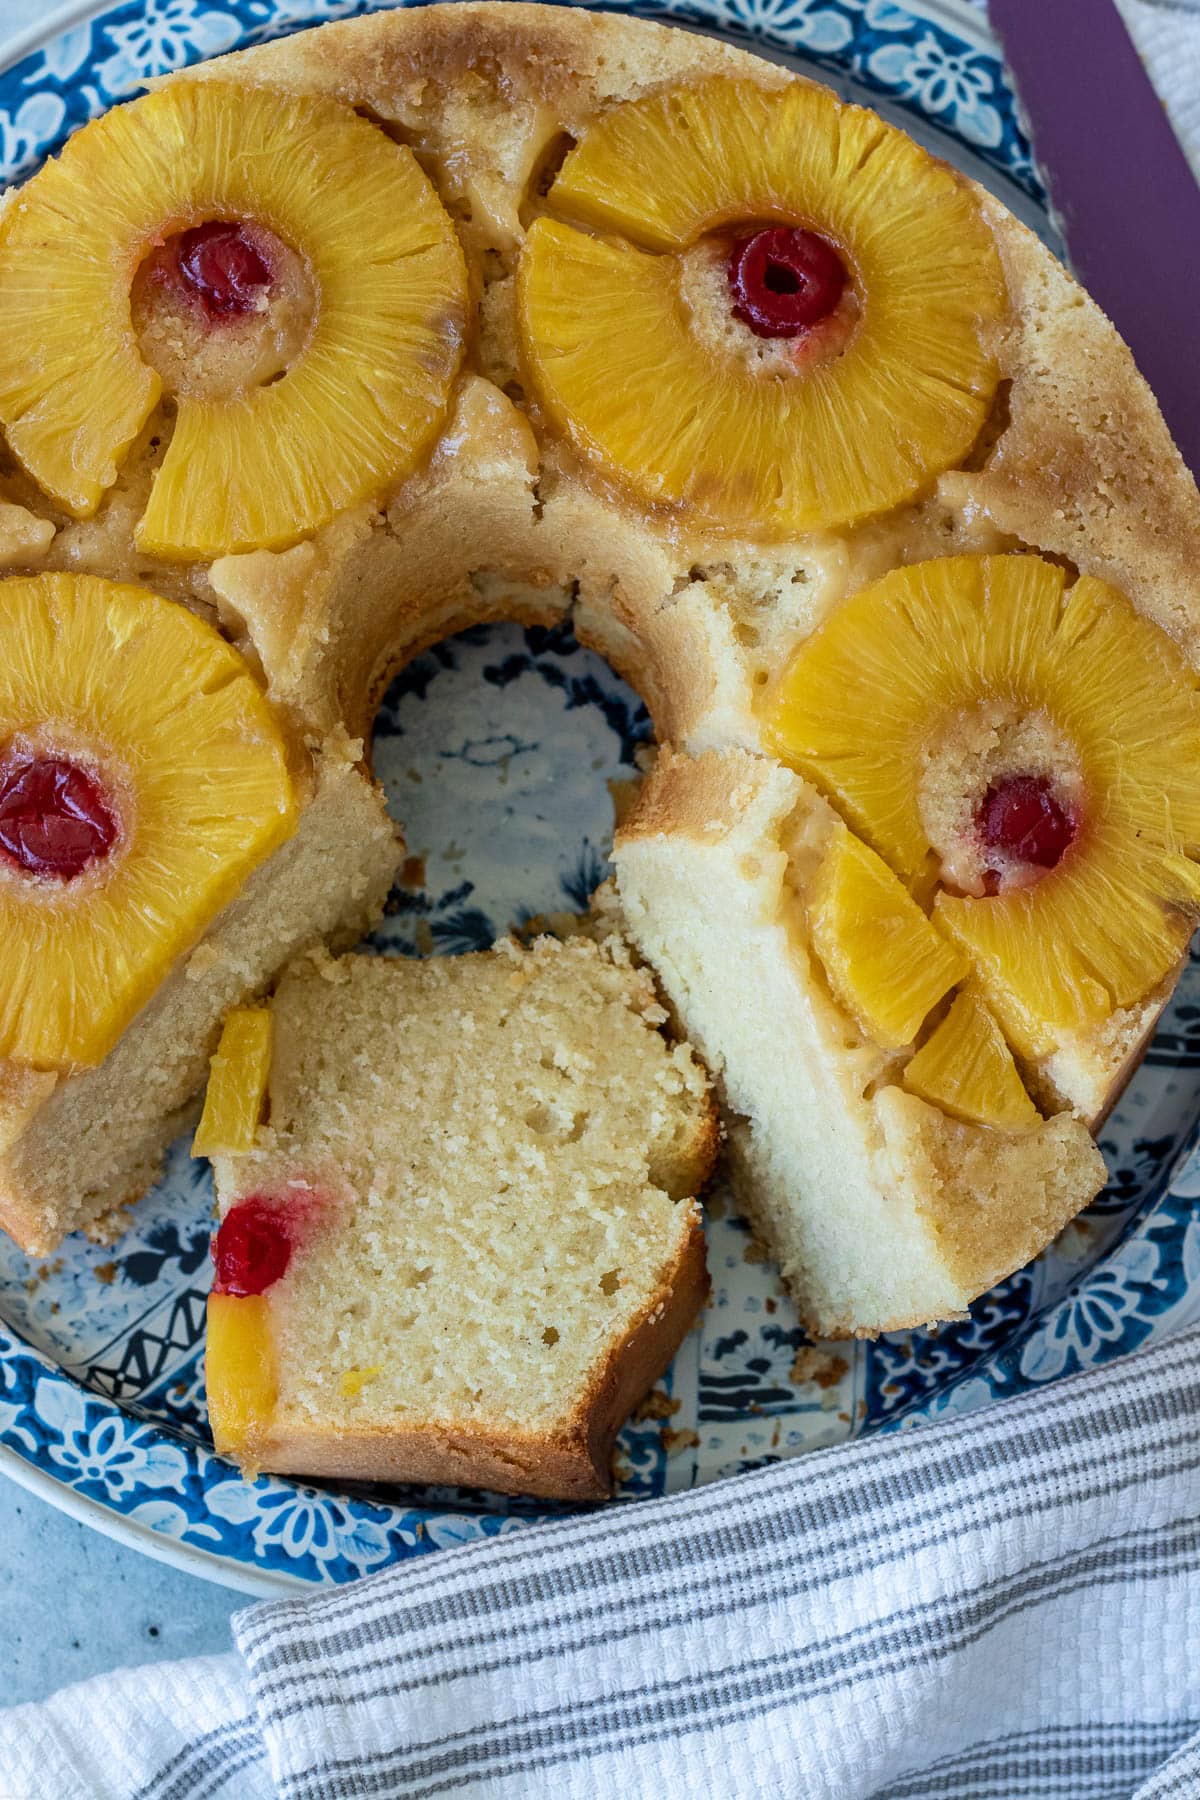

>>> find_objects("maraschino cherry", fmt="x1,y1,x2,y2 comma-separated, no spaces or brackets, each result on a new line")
212,1197,293,1297
728,226,847,339
0,756,119,880
175,222,272,320
978,775,1076,875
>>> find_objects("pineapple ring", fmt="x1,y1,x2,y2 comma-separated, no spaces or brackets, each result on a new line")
762,553,1200,1058
517,77,1005,535
0,573,297,1069
0,82,468,557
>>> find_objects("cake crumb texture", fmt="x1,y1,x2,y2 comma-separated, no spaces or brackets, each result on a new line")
213,932,715,1498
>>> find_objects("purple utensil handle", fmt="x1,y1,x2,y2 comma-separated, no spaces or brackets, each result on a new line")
990,0,1200,479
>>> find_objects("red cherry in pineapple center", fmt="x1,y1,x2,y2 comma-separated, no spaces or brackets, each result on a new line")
175,221,272,319
977,774,1076,875
728,226,847,339
212,1197,293,1297
0,756,119,880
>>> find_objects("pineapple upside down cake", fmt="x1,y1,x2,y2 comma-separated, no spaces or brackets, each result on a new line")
0,2,1196,1355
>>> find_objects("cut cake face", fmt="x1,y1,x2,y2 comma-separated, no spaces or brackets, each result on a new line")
0,4,1193,1352
614,747,1108,1338
198,937,713,1499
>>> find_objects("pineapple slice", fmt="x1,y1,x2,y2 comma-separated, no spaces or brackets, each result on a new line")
903,992,1038,1130
193,1006,274,1158
0,573,296,1068
518,77,1004,535
763,555,1066,878
809,827,968,1049
937,831,1197,1059
765,555,1200,1057
206,1293,277,1464
0,82,467,555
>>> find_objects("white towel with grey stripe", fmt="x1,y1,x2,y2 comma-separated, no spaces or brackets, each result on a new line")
2,1322,1199,1800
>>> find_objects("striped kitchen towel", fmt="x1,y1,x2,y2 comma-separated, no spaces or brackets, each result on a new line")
2,1320,1199,1799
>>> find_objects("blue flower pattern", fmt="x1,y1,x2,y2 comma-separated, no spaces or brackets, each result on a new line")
0,0,1042,202
0,0,1186,1589
869,31,1002,147
95,0,242,95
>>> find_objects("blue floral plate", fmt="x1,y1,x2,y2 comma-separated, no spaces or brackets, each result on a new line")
1,0,1197,1596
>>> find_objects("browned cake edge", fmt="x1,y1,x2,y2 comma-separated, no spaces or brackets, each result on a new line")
250,1202,709,1501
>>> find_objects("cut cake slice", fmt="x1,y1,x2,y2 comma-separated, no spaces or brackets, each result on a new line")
614,748,1107,1338
200,934,714,1500
0,729,400,1256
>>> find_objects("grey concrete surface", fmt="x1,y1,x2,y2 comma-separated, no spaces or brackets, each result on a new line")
1,1483,243,1705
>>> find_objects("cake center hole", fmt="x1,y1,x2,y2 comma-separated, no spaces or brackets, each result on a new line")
367,617,650,957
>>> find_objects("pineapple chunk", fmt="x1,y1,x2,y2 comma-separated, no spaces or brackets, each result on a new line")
340,1365,383,1399
809,827,968,1049
206,1293,277,1464
0,82,467,553
0,573,297,1069
193,1007,274,1158
518,77,1004,535
765,555,1200,1058
903,992,1038,1130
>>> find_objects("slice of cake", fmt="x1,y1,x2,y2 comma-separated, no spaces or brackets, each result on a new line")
0,572,400,1254
198,934,714,1499
614,746,1108,1339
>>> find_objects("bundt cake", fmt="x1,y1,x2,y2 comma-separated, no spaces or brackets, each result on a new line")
0,4,1195,1343
197,936,713,1498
